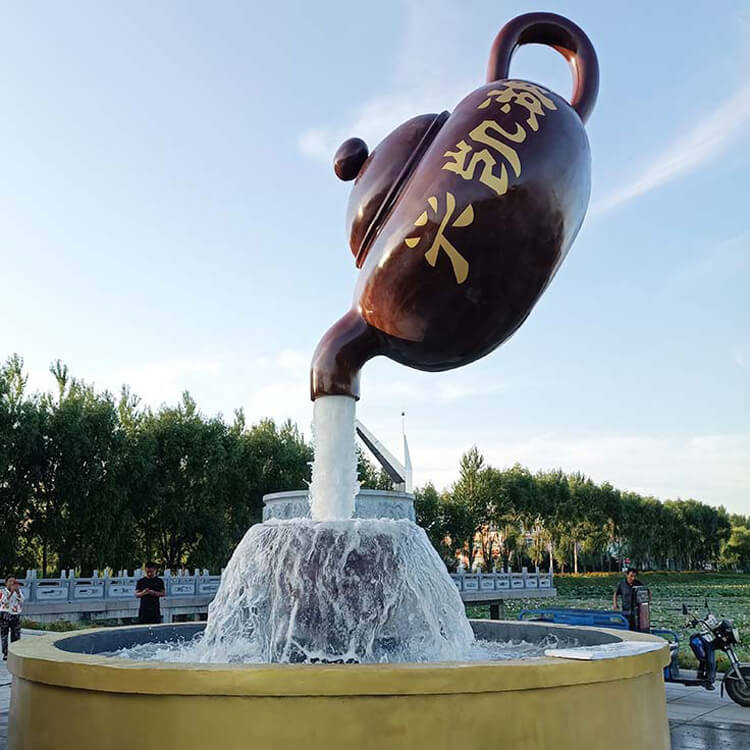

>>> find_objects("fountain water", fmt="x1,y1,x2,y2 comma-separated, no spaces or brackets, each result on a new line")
196,518,474,663
309,395,358,521
194,394,474,664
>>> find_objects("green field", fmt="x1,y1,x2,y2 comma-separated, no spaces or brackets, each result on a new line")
470,572,750,670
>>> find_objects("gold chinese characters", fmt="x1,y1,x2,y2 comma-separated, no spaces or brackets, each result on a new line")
442,81,557,197
405,83,556,285
405,192,474,284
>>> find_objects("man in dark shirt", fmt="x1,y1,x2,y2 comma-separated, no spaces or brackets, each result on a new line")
613,567,646,630
135,562,166,625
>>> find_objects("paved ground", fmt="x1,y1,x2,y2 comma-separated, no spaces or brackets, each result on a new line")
666,677,750,749
0,641,748,748
0,659,8,750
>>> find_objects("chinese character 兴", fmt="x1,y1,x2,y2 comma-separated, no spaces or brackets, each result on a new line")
404,192,474,284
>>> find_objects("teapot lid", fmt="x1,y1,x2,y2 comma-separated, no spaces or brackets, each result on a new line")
338,111,449,268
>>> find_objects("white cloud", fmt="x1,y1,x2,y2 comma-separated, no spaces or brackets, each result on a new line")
108,360,221,406
592,80,750,215
367,376,509,404
298,0,473,162
664,230,750,294
255,348,307,371
298,85,468,162
245,378,310,432
435,381,506,403
734,344,750,375
21,363,58,396
22,358,222,407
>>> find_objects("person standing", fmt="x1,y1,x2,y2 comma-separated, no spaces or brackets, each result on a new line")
613,567,646,630
1,576,24,660
135,562,166,625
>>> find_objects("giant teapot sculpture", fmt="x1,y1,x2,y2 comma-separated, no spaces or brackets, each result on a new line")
311,12,598,400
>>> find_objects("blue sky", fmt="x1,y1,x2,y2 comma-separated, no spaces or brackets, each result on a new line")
1,0,748,513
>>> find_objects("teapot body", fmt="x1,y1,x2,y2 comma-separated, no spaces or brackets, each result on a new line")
310,12,599,400
355,78,590,371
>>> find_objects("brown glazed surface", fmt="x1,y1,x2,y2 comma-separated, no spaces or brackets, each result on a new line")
311,12,598,400
344,113,448,266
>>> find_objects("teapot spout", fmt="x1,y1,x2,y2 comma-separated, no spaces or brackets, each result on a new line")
310,310,381,400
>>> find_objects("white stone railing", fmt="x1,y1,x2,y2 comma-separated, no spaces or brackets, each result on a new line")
16,567,553,606
450,568,554,593
17,569,222,604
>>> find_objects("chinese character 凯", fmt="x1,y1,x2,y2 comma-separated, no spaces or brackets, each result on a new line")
442,120,526,197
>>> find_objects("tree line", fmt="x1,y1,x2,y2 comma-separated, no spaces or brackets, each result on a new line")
415,448,747,573
1,354,747,577
0,355,313,576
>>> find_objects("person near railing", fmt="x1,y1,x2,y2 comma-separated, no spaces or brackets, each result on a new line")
135,562,166,625
1,575,24,660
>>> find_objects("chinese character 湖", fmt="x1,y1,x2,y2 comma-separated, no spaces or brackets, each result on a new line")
477,81,557,132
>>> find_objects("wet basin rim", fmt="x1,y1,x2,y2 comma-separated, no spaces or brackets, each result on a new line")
8,620,670,697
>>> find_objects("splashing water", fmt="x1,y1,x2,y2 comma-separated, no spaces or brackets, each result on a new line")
104,634,569,663
309,395,358,521
105,520,477,664
198,518,474,663
113,396,487,664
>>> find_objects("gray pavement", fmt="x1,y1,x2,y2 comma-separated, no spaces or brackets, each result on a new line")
0,642,748,749
0,661,7,750
666,677,750,749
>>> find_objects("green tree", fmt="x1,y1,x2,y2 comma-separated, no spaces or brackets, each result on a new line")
38,372,131,574
2,351,743,578
0,356,45,572
721,525,750,571
440,493,476,571
449,447,487,569
144,393,230,570
414,482,444,553
356,447,393,491
223,416,313,560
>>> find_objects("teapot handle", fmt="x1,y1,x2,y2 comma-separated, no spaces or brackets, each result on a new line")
486,12,599,124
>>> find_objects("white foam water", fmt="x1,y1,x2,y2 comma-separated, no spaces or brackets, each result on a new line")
103,636,563,663
309,395,358,521
113,518,475,664
108,398,498,665
197,518,475,663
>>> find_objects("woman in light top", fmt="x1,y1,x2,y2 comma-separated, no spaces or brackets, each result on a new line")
0,575,24,660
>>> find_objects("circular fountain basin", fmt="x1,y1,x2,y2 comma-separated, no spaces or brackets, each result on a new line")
8,620,669,750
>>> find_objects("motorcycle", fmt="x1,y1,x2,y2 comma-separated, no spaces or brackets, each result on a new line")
675,601,750,707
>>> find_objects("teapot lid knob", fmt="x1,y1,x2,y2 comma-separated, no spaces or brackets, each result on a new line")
334,138,369,181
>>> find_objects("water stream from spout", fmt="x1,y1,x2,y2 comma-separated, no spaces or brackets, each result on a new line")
309,395,358,520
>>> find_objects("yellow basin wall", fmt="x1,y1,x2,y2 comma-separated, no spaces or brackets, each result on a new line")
8,623,671,750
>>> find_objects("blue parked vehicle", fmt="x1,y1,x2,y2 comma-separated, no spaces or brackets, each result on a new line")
518,597,750,707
